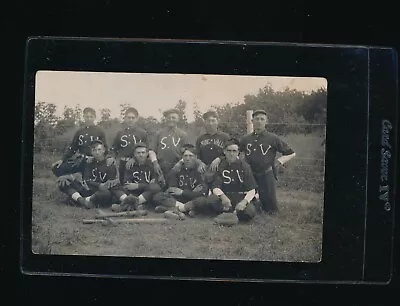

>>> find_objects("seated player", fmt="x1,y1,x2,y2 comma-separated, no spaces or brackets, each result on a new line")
110,142,163,212
152,144,208,214
177,138,257,222
56,140,118,209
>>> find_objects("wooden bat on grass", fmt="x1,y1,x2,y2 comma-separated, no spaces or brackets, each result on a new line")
83,218,169,225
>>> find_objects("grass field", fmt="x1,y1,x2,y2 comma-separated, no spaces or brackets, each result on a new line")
32,176,323,262
31,130,325,262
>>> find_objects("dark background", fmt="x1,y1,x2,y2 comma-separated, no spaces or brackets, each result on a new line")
5,1,399,305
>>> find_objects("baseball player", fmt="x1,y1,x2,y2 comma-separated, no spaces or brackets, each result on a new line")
56,139,118,209
172,110,230,184
177,138,257,221
52,107,109,177
209,110,296,214
108,107,163,184
149,109,205,179
110,142,163,212
152,144,208,213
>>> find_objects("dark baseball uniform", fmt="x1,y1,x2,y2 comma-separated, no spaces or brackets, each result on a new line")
60,159,117,207
62,125,106,161
239,130,294,213
52,125,106,177
199,159,257,220
152,165,208,210
112,160,162,203
109,126,148,183
196,131,230,166
149,127,190,176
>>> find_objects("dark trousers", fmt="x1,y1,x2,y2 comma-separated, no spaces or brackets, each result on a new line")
254,170,278,213
59,181,112,207
118,159,128,184
196,194,256,221
112,183,162,203
152,191,208,210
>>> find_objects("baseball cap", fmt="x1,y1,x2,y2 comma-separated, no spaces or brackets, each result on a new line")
90,139,105,147
252,109,267,117
133,142,148,151
180,143,197,155
224,138,240,148
163,108,180,117
202,110,218,120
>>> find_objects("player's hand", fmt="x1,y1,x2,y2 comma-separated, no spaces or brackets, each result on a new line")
167,187,183,196
171,160,183,173
125,183,140,190
125,158,136,169
56,175,72,188
235,200,248,212
71,172,83,182
106,157,116,166
86,156,94,164
52,160,63,169
103,179,119,189
220,196,232,212
210,158,221,172
192,184,204,193
197,162,207,174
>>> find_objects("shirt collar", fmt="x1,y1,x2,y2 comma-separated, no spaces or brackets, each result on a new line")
205,130,220,136
253,129,268,136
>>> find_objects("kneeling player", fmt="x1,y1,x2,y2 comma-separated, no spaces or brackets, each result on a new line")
152,144,208,213
111,142,162,212
56,140,118,209
178,139,257,222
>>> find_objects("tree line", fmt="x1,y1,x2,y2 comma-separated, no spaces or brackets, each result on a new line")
34,84,327,150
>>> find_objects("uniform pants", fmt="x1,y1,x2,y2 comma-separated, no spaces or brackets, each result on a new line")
254,170,278,214
112,183,162,203
194,194,256,221
59,181,112,207
152,191,208,210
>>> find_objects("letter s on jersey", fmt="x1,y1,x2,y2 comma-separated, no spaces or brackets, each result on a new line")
222,170,232,184
246,143,252,156
160,137,167,149
121,135,128,148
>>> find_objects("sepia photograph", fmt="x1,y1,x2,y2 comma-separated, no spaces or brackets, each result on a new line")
32,71,327,262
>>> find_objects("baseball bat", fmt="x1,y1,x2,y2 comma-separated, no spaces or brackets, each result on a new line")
83,218,169,224
95,209,147,219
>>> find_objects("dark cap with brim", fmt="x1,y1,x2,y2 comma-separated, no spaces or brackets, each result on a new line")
202,110,218,120
90,139,105,147
163,108,180,117
133,142,148,151
180,144,197,155
252,109,267,117
224,138,240,148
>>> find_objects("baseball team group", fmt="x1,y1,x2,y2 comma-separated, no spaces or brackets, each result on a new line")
50,106,296,225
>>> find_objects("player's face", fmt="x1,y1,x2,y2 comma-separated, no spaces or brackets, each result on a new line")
91,144,106,161
182,150,196,168
205,116,218,132
83,112,96,126
224,144,239,163
252,114,267,131
166,113,179,127
134,147,148,164
124,112,138,127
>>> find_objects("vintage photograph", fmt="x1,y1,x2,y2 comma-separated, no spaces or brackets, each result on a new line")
32,71,327,262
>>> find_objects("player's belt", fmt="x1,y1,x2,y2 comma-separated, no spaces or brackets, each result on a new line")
120,157,131,161
253,166,272,175
225,191,246,194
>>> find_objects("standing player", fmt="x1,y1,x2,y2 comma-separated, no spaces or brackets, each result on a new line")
110,142,163,212
152,144,208,213
149,109,205,178
239,110,296,214
56,140,118,209
108,107,163,184
177,139,257,222
52,107,109,177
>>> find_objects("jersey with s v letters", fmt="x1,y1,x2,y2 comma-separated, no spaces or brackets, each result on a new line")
149,127,190,164
212,159,257,193
168,166,208,198
123,160,156,184
239,130,294,173
110,126,148,158
81,159,117,190
62,125,106,161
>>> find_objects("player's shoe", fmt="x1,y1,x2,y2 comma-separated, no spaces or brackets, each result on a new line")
188,210,196,218
77,197,93,209
154,205,168,213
